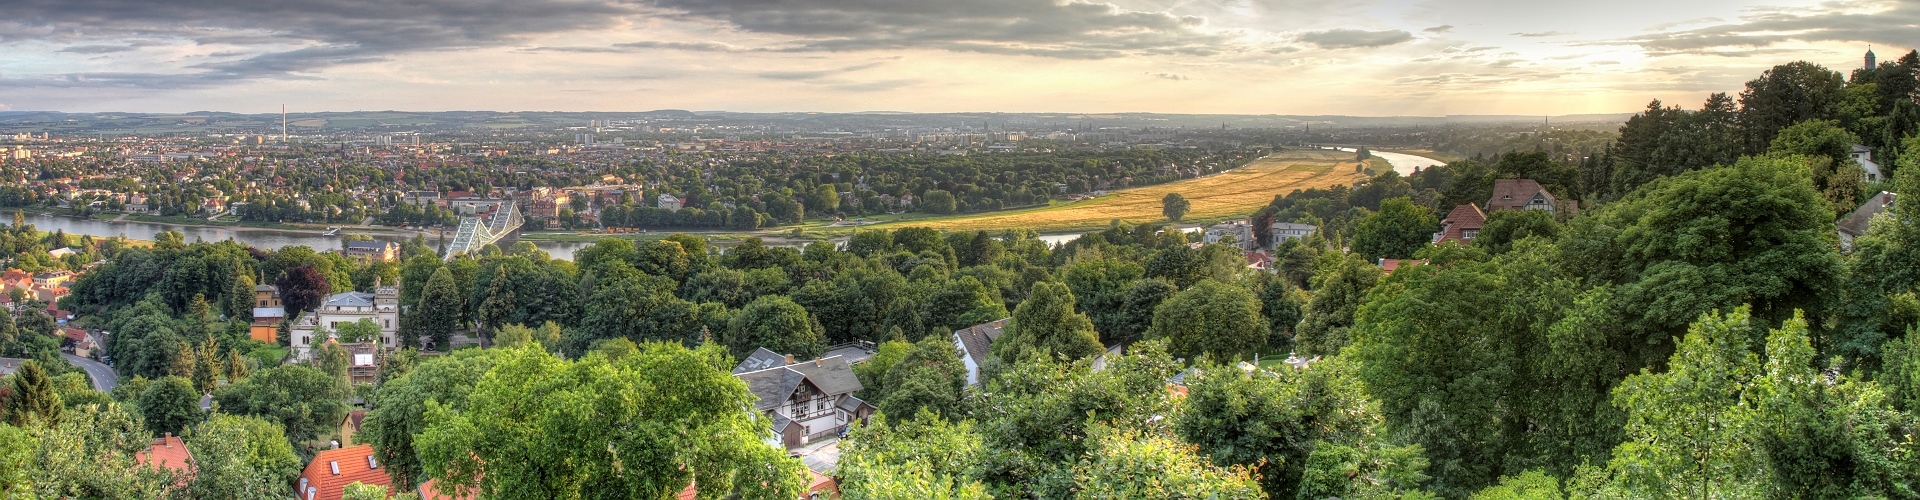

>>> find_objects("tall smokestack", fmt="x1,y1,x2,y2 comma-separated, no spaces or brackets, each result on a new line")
281,105,288,144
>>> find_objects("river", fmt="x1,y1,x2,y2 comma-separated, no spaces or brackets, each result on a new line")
1327,147,1448,176
13,149,1444,259
9,212,595,260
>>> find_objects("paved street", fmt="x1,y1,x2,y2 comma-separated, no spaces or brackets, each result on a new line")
62,353,117,393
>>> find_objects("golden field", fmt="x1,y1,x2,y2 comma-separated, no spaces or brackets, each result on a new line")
866,149,1373,233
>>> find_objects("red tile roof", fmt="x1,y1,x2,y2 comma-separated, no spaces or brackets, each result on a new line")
1487,179,1554,212
134,434,194,480
676,469,839,499
1434,204,1485,245
418,477,477,500
1380,259,1428,274
297,444,391,500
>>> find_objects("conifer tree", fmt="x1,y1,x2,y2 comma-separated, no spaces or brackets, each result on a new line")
7,361,61,426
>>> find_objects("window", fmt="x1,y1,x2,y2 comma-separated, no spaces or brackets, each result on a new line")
817,398,828,411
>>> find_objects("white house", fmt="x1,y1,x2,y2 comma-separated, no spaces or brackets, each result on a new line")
289,282,400,360
1854,144,1883,182
733,348,874,449
1202,221,1255,251
1270,222,1317,247
657,193,683,211
952,318,1011,387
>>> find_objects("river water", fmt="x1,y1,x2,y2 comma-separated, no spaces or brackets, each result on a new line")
1327,147,1448,176
8,212,593,260
11,150,1442,260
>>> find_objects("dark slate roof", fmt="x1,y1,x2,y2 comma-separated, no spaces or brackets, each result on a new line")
323,292,377,308
769,412,796,432
254,284,277,292
822,344,876,365
1839,191,1896,238
952,318,1011,368
788,356,863,397
837,394,869,413
736,354,865,412
734,347,788,374
739,366,808,412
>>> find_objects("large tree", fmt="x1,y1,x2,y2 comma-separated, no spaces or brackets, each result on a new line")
1350,197,1439,261
137,376,202,436
1738,61,1847,154
184,414,302,500
213,364,348,443
5,361,61,426
725,295,825,360
1294,253,1383,356
274,264,330,317
415,344,807,500
1174,359,1378,497
361,348,500,489
1147,279,1267,361
413,267,462,351
878,335,968,421
1161,192,1191,222
991,281,1104,365
1593,308,1919,498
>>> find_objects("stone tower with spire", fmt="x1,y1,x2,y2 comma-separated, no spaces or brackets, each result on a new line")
1866,46,1877,71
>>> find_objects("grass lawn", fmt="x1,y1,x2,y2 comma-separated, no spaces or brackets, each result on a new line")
853,149,1368,233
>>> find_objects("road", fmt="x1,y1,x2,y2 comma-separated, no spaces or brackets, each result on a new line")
62,353,117,393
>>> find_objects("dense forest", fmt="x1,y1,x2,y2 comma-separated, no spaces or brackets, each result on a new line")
0,56,1916,499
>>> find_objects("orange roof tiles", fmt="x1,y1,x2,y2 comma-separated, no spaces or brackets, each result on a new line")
134,434,194,479
297,444,391,500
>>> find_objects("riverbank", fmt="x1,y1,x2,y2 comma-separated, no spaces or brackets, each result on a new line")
7,208,431,239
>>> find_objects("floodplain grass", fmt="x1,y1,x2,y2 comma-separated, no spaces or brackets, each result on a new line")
857,149,1370,233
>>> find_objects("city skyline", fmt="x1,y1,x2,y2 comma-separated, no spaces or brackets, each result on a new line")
2,0,1913,115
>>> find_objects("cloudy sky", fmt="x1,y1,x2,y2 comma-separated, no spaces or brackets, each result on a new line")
0,0,1912,115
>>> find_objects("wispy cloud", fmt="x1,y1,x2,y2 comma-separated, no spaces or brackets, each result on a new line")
756,62,887,81
1296,28,1414,49
1512,31,1573,37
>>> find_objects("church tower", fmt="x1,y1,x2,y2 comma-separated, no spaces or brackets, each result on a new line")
1866,46,1877,71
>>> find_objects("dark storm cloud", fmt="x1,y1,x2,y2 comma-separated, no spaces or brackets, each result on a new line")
2,0,636,88
1606,0,1919,55
1297,29,1415,49
644,0,1229,59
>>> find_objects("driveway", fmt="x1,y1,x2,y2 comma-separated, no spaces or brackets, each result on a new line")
62,353,117,393
793,437,840,474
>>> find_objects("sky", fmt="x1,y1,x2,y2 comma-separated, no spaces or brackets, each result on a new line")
0,0,1913,116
